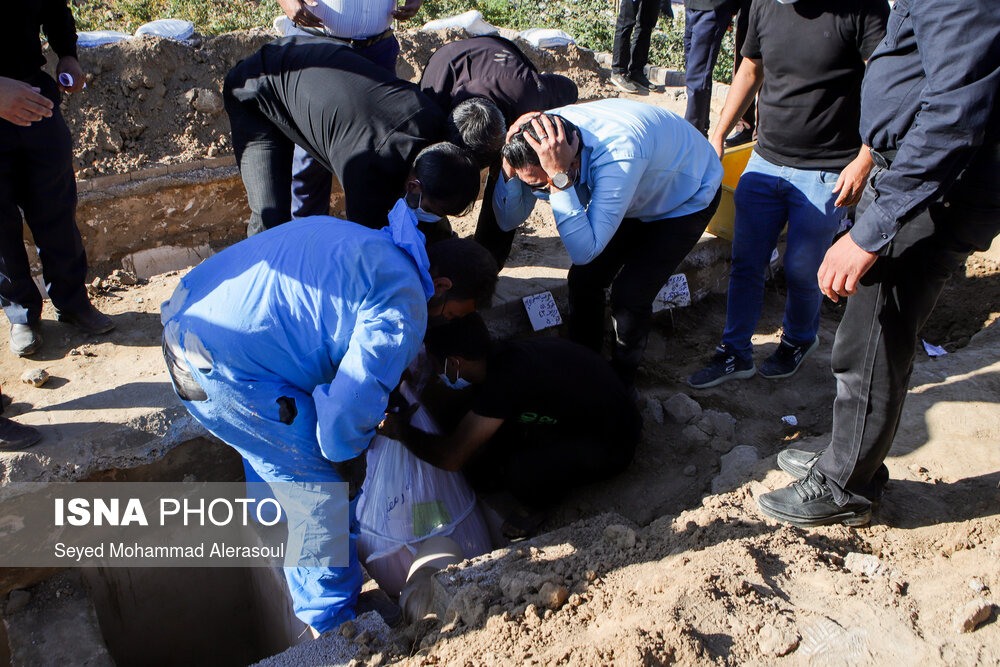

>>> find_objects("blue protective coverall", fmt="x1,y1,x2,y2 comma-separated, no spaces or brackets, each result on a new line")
161,201,433,631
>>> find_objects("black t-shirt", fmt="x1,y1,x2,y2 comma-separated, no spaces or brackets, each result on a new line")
6,1,77,82
472,338,640,438
226,36,444,228
742,0,888,170
420,36,544,124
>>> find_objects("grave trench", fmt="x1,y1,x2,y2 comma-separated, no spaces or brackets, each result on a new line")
4,153,999,665
0,154,744,666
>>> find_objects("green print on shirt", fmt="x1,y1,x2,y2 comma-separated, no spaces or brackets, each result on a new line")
518,412,558,425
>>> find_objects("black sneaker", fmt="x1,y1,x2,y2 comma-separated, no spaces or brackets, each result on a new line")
687,346,755,389
776,448,822,480
758,336,819,379
0,417,42,450
629,73,663,92
610,73,640,94
757,471,871,528
724,126,754,148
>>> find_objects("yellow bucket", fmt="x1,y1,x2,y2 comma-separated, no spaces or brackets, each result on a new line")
706,142,755,241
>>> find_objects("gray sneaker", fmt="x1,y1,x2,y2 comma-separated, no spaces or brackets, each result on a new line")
776,448,823,480
610,72,640,94
759,336,819,379
10,323,42,356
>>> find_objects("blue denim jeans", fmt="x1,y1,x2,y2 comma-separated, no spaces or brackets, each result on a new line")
722,152,844,359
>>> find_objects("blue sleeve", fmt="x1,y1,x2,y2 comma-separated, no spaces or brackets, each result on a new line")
311,287,427,462
549,157,647,265
493,172,536,232
852,0,1000,253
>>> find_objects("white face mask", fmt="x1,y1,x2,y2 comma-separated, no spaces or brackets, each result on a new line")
439,358,472,391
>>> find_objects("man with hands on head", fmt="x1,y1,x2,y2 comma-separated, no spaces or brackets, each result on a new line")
1,1,114,362
759,0,1000,528
494,100,723,389
275,0,424,219
686,0,888,390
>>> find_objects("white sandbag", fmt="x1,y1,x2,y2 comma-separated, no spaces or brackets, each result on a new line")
135,19,195,40
77,31,132,48
421,10,498,36
518,28,576,48
357,387,492,597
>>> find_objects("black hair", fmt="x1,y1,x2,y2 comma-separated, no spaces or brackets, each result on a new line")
424,312,492,362
426,237,499,308
501,113,581,171
412,142,482,216
447,97,506,168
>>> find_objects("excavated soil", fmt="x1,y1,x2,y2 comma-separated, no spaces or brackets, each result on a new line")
52,28,613,179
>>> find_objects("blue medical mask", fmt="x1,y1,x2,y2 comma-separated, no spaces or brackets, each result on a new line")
439,358,472,391
407,184,443,223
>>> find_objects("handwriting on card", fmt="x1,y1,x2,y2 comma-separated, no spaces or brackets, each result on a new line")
652,273,691,313
522,291,562,331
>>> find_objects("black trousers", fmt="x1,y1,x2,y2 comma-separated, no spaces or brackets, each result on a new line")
473,161,515,270
0,72,89,324
612,0,661,78
683,7,735,136
568,188,721,386
815,154,1000,506
223,73,296,237
465,417,641,508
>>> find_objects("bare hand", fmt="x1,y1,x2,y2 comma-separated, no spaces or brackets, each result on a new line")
377,402,418,441
833,151,874,208
523,115,579,182
392,0,423,20
278,0,323,28
709,133,725,160
817,233,878,302
0,77,54,126
57,56,85,93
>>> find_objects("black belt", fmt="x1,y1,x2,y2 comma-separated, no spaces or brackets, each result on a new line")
869,148,896,169
299,26,393,49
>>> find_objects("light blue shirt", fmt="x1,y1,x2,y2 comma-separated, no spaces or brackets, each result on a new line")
162,207,431,463
308,0,395,39
493,99,723,265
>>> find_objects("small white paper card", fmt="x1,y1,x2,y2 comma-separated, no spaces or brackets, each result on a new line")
770,248,780,265
781,415,798,426
652,273,691,313
522,291,562,331
922,339,947,357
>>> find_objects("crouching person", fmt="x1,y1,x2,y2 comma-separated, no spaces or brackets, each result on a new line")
383,314,641,521
160,205,497,634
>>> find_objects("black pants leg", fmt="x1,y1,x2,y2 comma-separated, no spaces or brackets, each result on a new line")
814,163,1000,505
0,73,88,324
473,162,515,270
467,420,641,508
613,0,659,77
224,75,295,237
569,189,720,385
683,7,735,136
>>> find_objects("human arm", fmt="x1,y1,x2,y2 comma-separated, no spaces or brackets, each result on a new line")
850,0,1000,254
387,410,504,472
312,285,427,463
709,57,763,158
0,78,54,126
392,0,423,20
492,163,537,231
277,0,324,28
833,145,873,208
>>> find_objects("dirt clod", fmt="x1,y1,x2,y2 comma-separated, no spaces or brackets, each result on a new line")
20,368,50,387
663,393,702,424
339,619,357,639
954,600,994,634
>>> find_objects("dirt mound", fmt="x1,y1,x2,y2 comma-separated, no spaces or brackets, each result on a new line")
51,29,611,179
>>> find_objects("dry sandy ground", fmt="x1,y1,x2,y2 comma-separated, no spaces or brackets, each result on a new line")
14,27,999,667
